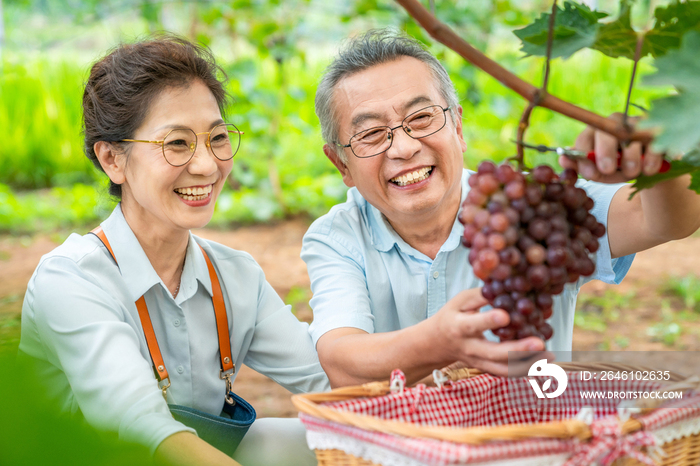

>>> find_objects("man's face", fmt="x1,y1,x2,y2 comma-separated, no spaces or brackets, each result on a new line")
325,56,467,226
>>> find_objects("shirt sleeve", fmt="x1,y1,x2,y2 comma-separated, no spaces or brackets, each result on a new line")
301,229,375,346
242,265,331,394
577,180,635,285
22,256,194,454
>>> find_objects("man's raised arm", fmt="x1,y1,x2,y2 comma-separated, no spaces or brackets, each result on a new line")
563,114,700,259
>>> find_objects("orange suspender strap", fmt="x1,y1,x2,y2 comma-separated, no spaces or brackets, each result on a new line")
199,245,236,404
90,226,235,404
91,227,171,392
92,226,116,259
135,296,171,383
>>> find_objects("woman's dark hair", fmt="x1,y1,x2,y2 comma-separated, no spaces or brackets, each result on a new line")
82,34,230,198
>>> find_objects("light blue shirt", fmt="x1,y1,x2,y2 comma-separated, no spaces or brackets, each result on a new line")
301,169,634,352
20,204,329,453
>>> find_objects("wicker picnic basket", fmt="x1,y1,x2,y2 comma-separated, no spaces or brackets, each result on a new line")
292,363,700,466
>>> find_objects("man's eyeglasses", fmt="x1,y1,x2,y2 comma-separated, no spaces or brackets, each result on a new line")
119,123,243,167
336,105,452,159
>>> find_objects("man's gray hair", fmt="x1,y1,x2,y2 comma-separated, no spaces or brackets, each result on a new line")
315,29,459,163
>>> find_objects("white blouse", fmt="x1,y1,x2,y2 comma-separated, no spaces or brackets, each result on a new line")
19,204,329,452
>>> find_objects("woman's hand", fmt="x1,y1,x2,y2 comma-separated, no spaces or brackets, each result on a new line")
561,113,666,183
155,432,241,466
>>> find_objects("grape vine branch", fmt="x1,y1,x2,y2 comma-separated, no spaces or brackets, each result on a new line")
394,0,655,147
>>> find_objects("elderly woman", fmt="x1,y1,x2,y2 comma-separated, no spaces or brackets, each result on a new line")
19,36,327,466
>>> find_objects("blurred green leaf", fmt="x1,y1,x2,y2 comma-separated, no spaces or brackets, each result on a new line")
645,1,700,57
591,0,640,59
690,172,700,194
629,160,700,197
643,32,700,93
515,0,700,61
641,31,700,156
0,355,152,466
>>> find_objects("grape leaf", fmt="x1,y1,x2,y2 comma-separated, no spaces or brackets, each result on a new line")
591,0,644,59
513,1,607,59
645,1,700,57
642,93,700,156
639,31,700,155
516,0,700,61
598,0,700,59
643,31,700,93
591,20,640,59
629,159,700,198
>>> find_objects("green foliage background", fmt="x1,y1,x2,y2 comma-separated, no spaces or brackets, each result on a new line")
0,354,152,466
0,0,674,233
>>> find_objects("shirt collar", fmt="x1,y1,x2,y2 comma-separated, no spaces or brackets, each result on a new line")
367,168,471,257
99,204,213,303
367,204,397,253
177,234,213,304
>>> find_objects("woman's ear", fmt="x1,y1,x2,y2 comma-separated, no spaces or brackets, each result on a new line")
94,141,127,185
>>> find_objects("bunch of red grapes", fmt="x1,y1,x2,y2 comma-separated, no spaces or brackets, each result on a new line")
458,161,606,342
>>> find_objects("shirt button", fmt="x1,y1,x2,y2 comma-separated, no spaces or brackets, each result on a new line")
433,271,439,279
177,366,184,374
173,319,181,327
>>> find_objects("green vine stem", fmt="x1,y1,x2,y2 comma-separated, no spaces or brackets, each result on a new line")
622,34,645,135
515,0,558,171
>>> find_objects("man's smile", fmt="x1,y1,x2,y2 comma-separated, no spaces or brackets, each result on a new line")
389,166,434,187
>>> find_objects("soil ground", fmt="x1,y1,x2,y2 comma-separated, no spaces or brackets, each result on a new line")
1,222,699,418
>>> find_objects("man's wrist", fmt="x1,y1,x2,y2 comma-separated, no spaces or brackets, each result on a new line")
399,318,456,381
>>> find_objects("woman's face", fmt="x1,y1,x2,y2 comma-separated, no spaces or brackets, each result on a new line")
119,80,233,236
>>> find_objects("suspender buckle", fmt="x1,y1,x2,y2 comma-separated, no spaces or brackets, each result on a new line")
220,367,236,405
158,377,171,402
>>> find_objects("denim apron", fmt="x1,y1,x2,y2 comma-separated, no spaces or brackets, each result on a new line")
92,227,255,456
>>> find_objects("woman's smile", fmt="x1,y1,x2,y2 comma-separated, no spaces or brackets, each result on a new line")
174,183,214,202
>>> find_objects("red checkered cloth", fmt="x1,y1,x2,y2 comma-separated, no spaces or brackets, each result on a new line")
300,372,700,465
639,394,700,430
324,373,664,427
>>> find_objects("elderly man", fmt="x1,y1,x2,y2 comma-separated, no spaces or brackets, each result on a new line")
302,30,700,388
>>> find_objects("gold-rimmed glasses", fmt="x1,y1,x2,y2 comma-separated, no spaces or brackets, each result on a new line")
120,123,243,167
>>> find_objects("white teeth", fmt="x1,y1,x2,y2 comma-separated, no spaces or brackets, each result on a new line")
175,185,212,200
390,167,433,187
